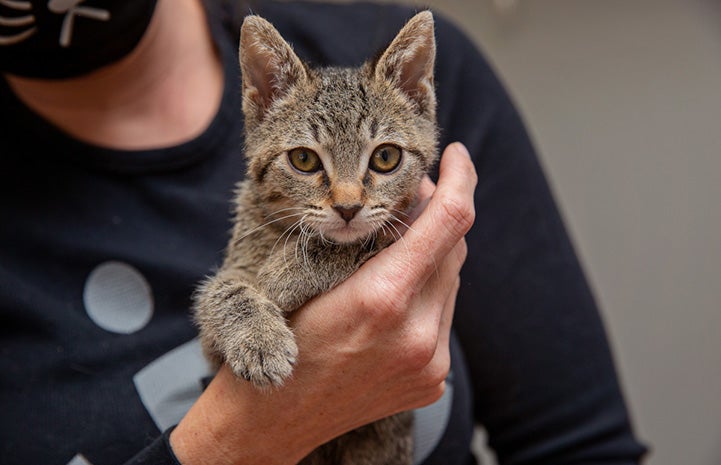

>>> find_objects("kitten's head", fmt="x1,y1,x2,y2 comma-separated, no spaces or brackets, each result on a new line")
239,12,437,244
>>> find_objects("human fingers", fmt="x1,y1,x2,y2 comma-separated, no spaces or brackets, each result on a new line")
406,142,477,259
364,142,477,295
404,233,466,340
403,237,465,378
398,273,461,410
430,270,461,376
438,274,460,349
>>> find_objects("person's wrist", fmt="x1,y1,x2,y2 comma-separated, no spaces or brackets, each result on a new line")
170,366,319,465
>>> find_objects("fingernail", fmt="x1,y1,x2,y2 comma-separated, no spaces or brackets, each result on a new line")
450,142,470,159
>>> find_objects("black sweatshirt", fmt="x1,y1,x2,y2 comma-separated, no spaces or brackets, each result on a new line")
0,1,647,464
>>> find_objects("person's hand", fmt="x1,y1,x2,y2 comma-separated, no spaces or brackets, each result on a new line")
170,142,478,465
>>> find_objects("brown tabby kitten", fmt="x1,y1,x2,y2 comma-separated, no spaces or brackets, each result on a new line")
194,12,438,465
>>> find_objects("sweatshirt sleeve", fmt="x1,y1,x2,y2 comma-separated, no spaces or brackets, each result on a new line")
122,428,181,465
428,11,648,465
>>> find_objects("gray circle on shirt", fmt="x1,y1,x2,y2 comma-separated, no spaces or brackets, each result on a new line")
83,261,154,334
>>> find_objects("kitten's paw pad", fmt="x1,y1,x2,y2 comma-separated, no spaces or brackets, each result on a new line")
227,323,298,388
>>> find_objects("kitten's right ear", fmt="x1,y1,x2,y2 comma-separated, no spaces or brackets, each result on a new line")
374,11,436,117
239,16,307,122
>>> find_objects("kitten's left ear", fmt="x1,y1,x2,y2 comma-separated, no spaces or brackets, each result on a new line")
239,15,308,123
374,11,436,116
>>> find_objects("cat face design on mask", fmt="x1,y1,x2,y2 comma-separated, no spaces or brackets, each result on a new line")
0,0,157,78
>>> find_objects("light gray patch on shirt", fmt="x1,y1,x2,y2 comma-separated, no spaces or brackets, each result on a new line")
133,338,214,431
83,261,153,334
66,453,93,465
412,371,454,464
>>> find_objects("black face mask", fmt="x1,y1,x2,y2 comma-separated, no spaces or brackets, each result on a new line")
0,0,158,78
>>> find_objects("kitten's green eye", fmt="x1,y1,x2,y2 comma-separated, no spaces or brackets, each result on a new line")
369,144,402,173
288,148,322,173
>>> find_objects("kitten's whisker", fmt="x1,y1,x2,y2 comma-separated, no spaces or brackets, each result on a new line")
378,222,388,236
283,219,305,266
295,223,316,271
385,219,414,274
317,229,337,247
295,224,305,268
294,223,307,269
361,229,374,248
364,224,380,251
235,212,306,244
390,208,411,220
301,225,314,271
271,217,304,259
264,207,307,219
388,213,439,279
387,213,418,235
378,221,393,243
385,221,400,242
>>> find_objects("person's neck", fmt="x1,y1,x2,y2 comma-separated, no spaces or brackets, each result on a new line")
4,0,223,150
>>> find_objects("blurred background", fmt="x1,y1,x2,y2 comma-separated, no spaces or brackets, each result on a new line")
330,0,721,464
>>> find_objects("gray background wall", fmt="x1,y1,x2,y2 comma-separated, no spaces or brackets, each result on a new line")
328,1,721,464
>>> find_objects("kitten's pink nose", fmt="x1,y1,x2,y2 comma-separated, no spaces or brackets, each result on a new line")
333,204,362,223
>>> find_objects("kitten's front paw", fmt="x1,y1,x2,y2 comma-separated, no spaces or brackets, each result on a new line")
226,317,299,388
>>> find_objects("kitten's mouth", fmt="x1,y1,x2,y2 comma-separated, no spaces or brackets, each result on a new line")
323,223,374,244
